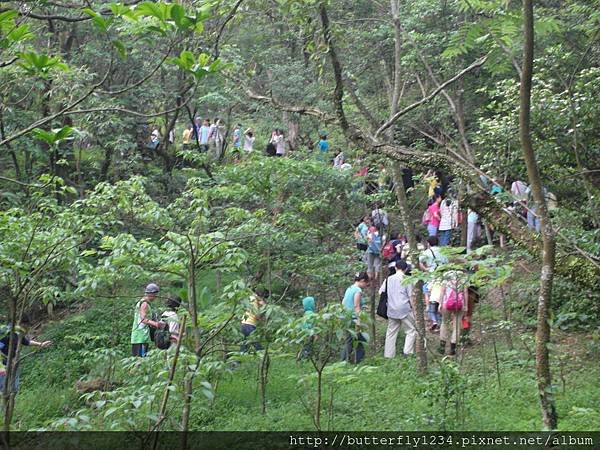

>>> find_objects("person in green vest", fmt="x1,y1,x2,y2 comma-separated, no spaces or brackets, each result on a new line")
131,283,164,357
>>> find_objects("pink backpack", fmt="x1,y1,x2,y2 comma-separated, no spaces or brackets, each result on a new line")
444,288,464,311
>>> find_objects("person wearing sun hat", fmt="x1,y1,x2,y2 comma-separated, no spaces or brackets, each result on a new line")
130,283,164,357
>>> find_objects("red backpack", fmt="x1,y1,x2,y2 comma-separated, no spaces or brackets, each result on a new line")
444,287,464,311
381,242,396,260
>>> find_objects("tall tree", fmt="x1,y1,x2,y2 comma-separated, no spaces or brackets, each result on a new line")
519,0,558,430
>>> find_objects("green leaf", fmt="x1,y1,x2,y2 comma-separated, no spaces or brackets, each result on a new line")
112,39,127,60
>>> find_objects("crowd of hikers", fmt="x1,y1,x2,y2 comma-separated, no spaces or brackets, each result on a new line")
146,117,356,168
1,130,560,399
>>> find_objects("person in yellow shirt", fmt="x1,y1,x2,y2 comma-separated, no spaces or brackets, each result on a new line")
240,291,267,352
425,169,440,199
182,125,192,150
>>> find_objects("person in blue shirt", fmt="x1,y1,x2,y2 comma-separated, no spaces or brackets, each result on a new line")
341,272,370,363
199,119,211,152
317,135,329,161
299,296,316,359
366,227,382,283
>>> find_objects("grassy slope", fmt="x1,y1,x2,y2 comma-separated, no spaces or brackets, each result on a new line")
12,290,600,431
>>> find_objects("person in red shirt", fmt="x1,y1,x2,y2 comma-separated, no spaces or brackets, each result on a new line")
427,196,442,236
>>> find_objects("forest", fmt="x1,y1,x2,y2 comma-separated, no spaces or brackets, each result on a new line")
0,0,599,443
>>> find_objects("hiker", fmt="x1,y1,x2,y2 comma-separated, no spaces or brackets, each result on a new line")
300,296,316,359
380,260,417,358
438,197,458,247
161,296,182,348
354,215,371,253
149,126,160,150
466,209,480,253
333,151,344,169
381,230,403,263
240,290,267,352
461,283,480,346
243,128,255,152
426,196,442,237
511,179,528,210
131,283,165,357
419,236,447,331
371,204,389,236
317,134,329,160
0,318,53,396
232,124,242,153
274,129,285,157
192,117,202,143
212,118,224,157
182,125,192,151
439,270,469,356
425,169,440,199
341,272,370,364
366,226,382,283
199,118,211,152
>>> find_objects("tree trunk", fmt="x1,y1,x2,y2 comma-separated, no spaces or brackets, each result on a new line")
393,165,427,373
180,375,193,450
520,0,557,430
188,258,200,351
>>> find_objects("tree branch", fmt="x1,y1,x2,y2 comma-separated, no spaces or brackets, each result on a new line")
374,55,488,139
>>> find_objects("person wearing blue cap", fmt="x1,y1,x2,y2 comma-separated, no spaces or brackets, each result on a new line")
131,283,164,357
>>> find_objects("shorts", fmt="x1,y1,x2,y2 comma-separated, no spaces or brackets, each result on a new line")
357,243,368,251
366,252,382,274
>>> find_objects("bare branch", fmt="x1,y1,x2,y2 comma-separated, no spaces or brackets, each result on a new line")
374,55,488,139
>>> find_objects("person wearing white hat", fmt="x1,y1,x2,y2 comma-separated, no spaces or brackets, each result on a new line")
130,283,164,357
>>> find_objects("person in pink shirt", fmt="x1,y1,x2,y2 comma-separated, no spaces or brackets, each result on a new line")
427,196,442,236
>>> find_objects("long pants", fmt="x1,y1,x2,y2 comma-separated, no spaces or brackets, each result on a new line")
240,323,262,352
427,224,438,236
341,331,366,363
428,302,442,325
131,343,149,357
438,229,452,246
0,370,20,394
527,208,541,232
384,313,417,358
467,221,478,252
440,309,464,344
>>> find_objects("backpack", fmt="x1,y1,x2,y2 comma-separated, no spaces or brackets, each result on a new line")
444,287,464,312
422,209,431,225
154,326,171,350
381,242,396,260
266,142,276,156
376,279,389,319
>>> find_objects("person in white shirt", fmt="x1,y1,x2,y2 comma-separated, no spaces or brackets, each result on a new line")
243,128,255,152
511,180,528,202
379,260,417,358
161,296,182,348
371,205,389,235
438,198,458,247
274,129,285,156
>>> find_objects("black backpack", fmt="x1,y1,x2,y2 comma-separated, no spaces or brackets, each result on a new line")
376,278,389,319
154,325,171,350
266,142,276,156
